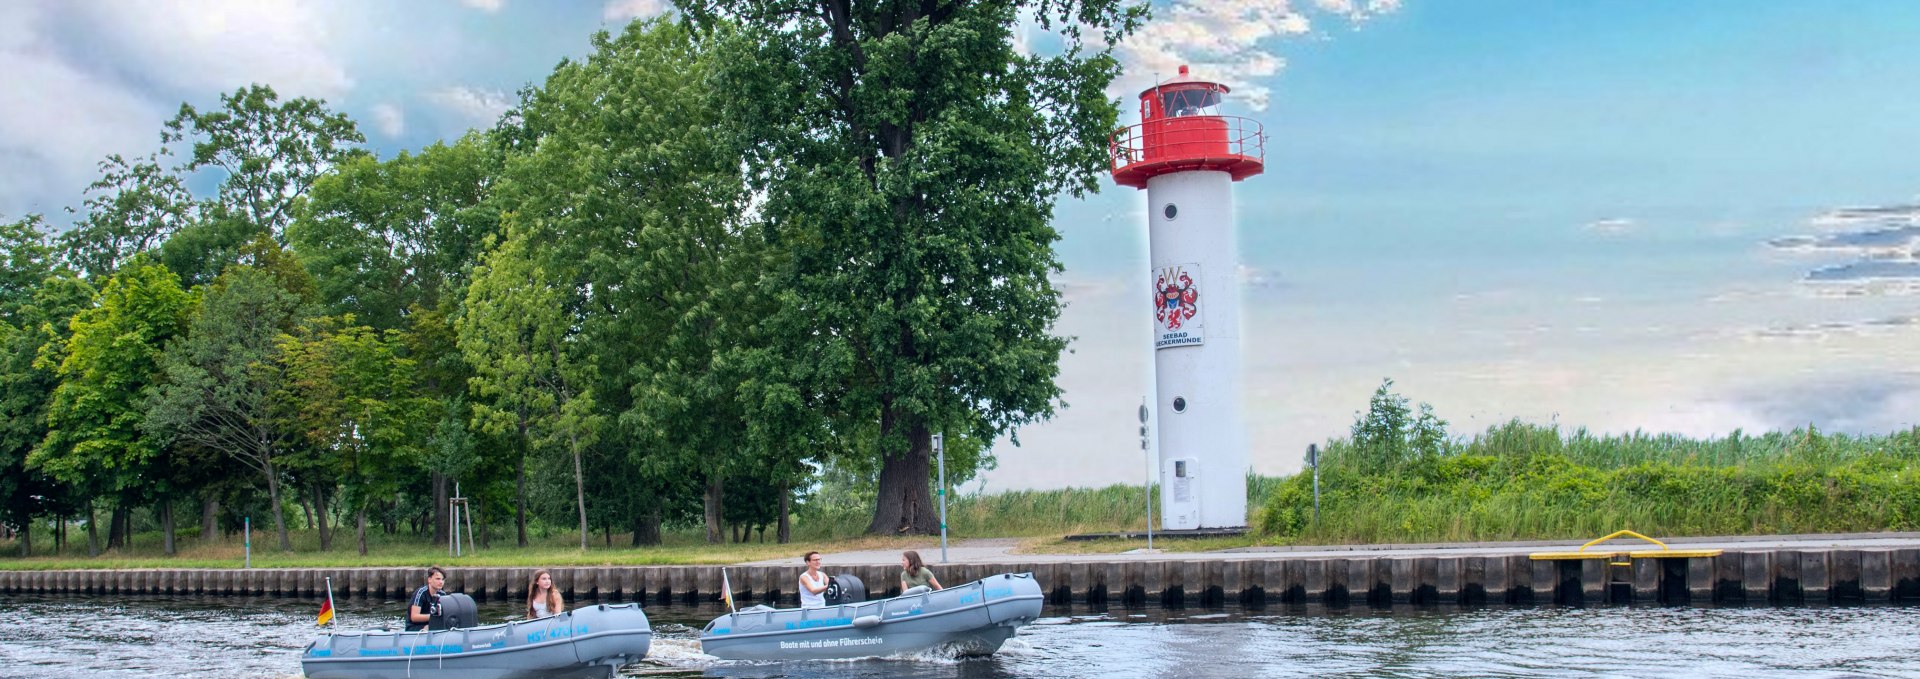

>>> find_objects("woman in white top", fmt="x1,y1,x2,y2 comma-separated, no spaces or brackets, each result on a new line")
798,551,829,608
527,569,565,619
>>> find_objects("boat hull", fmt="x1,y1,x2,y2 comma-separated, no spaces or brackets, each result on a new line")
301,602,651,679
699,572,1043,661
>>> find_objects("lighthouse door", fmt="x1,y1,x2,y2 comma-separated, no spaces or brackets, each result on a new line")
1162,458,1201,530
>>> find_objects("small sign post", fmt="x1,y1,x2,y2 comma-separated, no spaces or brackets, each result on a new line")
1140,399,1154,550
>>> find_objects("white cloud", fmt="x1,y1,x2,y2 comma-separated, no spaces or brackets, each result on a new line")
461,0,505,12
603,0,672,22
1107,0,1400,111
1584,217,1635,234
68,0,353,100
0,2,166,216
370,103,405,138
428,86,515,128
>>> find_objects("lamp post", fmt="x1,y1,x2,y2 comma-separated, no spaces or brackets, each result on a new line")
935,433,948,563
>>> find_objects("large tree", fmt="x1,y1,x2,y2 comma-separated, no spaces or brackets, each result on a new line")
29,259,194,550
144,238,315,551
488,19,774,544
682,0,1141,533
459,229,602,550
0,223,91,555
272,317,429,554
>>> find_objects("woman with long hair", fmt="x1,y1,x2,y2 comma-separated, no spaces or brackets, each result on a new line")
899,550,943,592
527,569,565,619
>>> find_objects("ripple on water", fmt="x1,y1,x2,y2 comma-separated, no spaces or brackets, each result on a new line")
3,595,1919,678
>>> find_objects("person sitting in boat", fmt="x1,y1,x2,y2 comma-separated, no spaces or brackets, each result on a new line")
527,568,565,619
900,550,944,592
405,566,447,631
798,551,829,608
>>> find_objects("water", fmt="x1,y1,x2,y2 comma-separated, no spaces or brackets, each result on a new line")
0,594,1915,678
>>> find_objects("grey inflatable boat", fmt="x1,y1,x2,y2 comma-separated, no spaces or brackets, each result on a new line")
699,572,1042,661
300,595,652,679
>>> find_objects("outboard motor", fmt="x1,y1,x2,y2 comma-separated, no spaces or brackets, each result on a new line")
824,574,866,605
429,593,478,630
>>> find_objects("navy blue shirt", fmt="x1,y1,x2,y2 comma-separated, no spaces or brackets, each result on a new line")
405,585,442,631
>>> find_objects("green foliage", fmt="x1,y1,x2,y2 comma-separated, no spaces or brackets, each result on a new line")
1259,387,1920,543
291,134,501,330
685,0,1141,533
163,84,364,241
30,260,193,502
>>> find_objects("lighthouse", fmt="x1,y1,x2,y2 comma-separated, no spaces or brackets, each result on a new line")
1111,65,1264,530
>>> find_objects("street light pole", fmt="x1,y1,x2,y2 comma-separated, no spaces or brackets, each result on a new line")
935,433,948,563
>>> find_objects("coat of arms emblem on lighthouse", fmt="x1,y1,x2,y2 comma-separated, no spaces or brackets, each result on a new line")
1153,264,1205,349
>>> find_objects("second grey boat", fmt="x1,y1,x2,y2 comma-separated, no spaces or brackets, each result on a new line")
699,572,1043,661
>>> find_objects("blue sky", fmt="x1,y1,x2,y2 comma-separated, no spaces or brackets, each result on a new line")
4,1,1917,491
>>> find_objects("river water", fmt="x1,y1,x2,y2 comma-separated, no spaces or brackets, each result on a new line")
0,594,1914,678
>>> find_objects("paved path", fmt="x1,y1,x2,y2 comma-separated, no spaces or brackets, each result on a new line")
740,532,1920,567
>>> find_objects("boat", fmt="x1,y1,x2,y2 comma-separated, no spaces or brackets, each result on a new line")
300,594,652,679
699,572,1043,661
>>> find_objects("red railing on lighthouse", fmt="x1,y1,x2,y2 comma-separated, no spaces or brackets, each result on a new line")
1109,115,1265,189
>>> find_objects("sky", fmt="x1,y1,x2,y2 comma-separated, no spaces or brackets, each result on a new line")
4,1,1918,493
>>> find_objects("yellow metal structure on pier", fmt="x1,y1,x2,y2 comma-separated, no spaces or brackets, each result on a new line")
1530,529,1723,565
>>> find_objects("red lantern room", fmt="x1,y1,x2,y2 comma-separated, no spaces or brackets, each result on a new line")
1109,65,1265,189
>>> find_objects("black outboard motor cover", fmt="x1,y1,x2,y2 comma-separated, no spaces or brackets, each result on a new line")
824,574,866,605
430,592,478,630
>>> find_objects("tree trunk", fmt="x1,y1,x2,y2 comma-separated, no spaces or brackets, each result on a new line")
356,506,369,556
630,510,661,546
15,520,26,557
570,434,588,551
85,502,98,557
301,494,314,530
515,452,528,548
703,475,725,544
432,470,449,546
202,496,219,543
778,491,791,544
263,453,292,551
312,485,332,551
56,516,65,555
868,418,937,534
161,499,175,556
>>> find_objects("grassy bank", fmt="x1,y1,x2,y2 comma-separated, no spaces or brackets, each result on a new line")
1260,421,1920,543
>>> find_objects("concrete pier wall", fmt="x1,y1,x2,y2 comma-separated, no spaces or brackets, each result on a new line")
4,549,1916,607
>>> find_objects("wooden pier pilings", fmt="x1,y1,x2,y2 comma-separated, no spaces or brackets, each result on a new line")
2,549,1915,608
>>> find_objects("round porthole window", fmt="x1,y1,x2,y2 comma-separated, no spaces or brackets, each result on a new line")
1172,396,1188,413
1163,204,1178,220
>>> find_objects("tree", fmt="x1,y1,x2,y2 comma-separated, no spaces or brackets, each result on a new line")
489,19,771,544
681,0,1142,533
144,238,314,551
460,228,603,550
165,84,364,242
29,260,193,551
0,272,93,556
272,317,429,555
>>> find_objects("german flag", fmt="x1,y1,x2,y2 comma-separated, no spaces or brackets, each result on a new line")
317,595,335,627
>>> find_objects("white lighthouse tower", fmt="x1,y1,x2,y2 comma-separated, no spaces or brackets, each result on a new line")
1111,65,1264,530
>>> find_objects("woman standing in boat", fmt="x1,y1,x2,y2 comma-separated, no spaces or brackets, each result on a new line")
798,551,829,608
900,551,944,591
527,569,565,619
